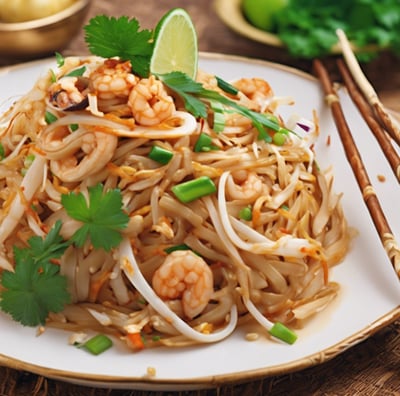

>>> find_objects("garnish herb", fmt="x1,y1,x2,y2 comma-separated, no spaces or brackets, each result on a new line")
45,111,58,124
148,145,174,164
216,76,239,95
164,244,192,254
61,183,129,252
157,72,291,142
84,15,154,77
0,221,70,327
269,322,298,344
172,176,217,203
80,334,113,355
209,100,226,132
65,66,87,77
194,132,219,152
272,0,400,61
69,123,79,132
55,52,65,67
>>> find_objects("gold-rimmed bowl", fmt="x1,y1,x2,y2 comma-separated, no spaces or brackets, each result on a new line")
0,0,91,59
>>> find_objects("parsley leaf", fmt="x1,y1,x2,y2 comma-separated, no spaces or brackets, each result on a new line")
61,184,129,252
84,15,153,77
0,221,71,327
158,71,291,142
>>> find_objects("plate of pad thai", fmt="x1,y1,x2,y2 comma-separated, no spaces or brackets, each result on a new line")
0,10,399,391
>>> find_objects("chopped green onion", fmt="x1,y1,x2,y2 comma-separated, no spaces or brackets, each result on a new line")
269,322,297,344
172,176,217,203
209,100,225,132
65,66,86,77
273,132,287,146
69,124,79,132
149,145,173,164
82,334,113,355
280,204,289,211
45,111,58,124
164,244,191,254
239,206,252,221
216,76,239,95
194,133,219,152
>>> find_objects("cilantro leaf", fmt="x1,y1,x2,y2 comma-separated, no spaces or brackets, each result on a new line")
18,220,70,267
0,221,71,327
84,15,153,77
61,184,129,252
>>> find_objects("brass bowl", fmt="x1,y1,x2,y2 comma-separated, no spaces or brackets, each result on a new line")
0,0,92,59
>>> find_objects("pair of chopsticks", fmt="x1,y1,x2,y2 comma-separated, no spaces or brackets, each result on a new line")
313,29,400,280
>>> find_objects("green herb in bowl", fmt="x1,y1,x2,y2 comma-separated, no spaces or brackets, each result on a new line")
242,0,400,60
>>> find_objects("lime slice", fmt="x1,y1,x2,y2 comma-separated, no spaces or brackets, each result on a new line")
150,8,198,79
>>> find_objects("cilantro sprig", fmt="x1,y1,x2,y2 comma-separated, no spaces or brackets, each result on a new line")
0,221,70,327
61,184,129,252
84,15,154,77
83,15,291,141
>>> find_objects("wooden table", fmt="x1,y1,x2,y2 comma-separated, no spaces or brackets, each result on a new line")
0,1,399,395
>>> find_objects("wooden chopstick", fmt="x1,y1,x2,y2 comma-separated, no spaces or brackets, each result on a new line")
336,28,400,146
336,58,400,182
313,58,400,280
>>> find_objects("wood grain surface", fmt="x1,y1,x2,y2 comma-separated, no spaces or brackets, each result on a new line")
0,1,399,395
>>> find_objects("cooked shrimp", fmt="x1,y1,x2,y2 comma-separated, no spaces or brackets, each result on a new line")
49,131,118,182
90,59,138,101
128,75,176,126
233,78,273,102
152,250,214,319
225,170,266,202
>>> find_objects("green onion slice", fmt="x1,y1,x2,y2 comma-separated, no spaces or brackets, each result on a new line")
149,145,174,164
164,244,191,254
45,111,58,124
216,76,239,95
172,176,217,203
82,334,113,355
194,132,219,152
269,322,298,344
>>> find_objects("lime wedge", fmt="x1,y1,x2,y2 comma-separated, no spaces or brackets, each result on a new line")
150,8,198,79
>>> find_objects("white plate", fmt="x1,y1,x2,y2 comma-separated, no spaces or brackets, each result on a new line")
0,53,399,391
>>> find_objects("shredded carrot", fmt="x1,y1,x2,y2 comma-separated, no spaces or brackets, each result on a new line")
126,332,145,351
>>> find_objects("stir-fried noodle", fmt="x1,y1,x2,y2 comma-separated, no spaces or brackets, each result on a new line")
0,56,351,349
